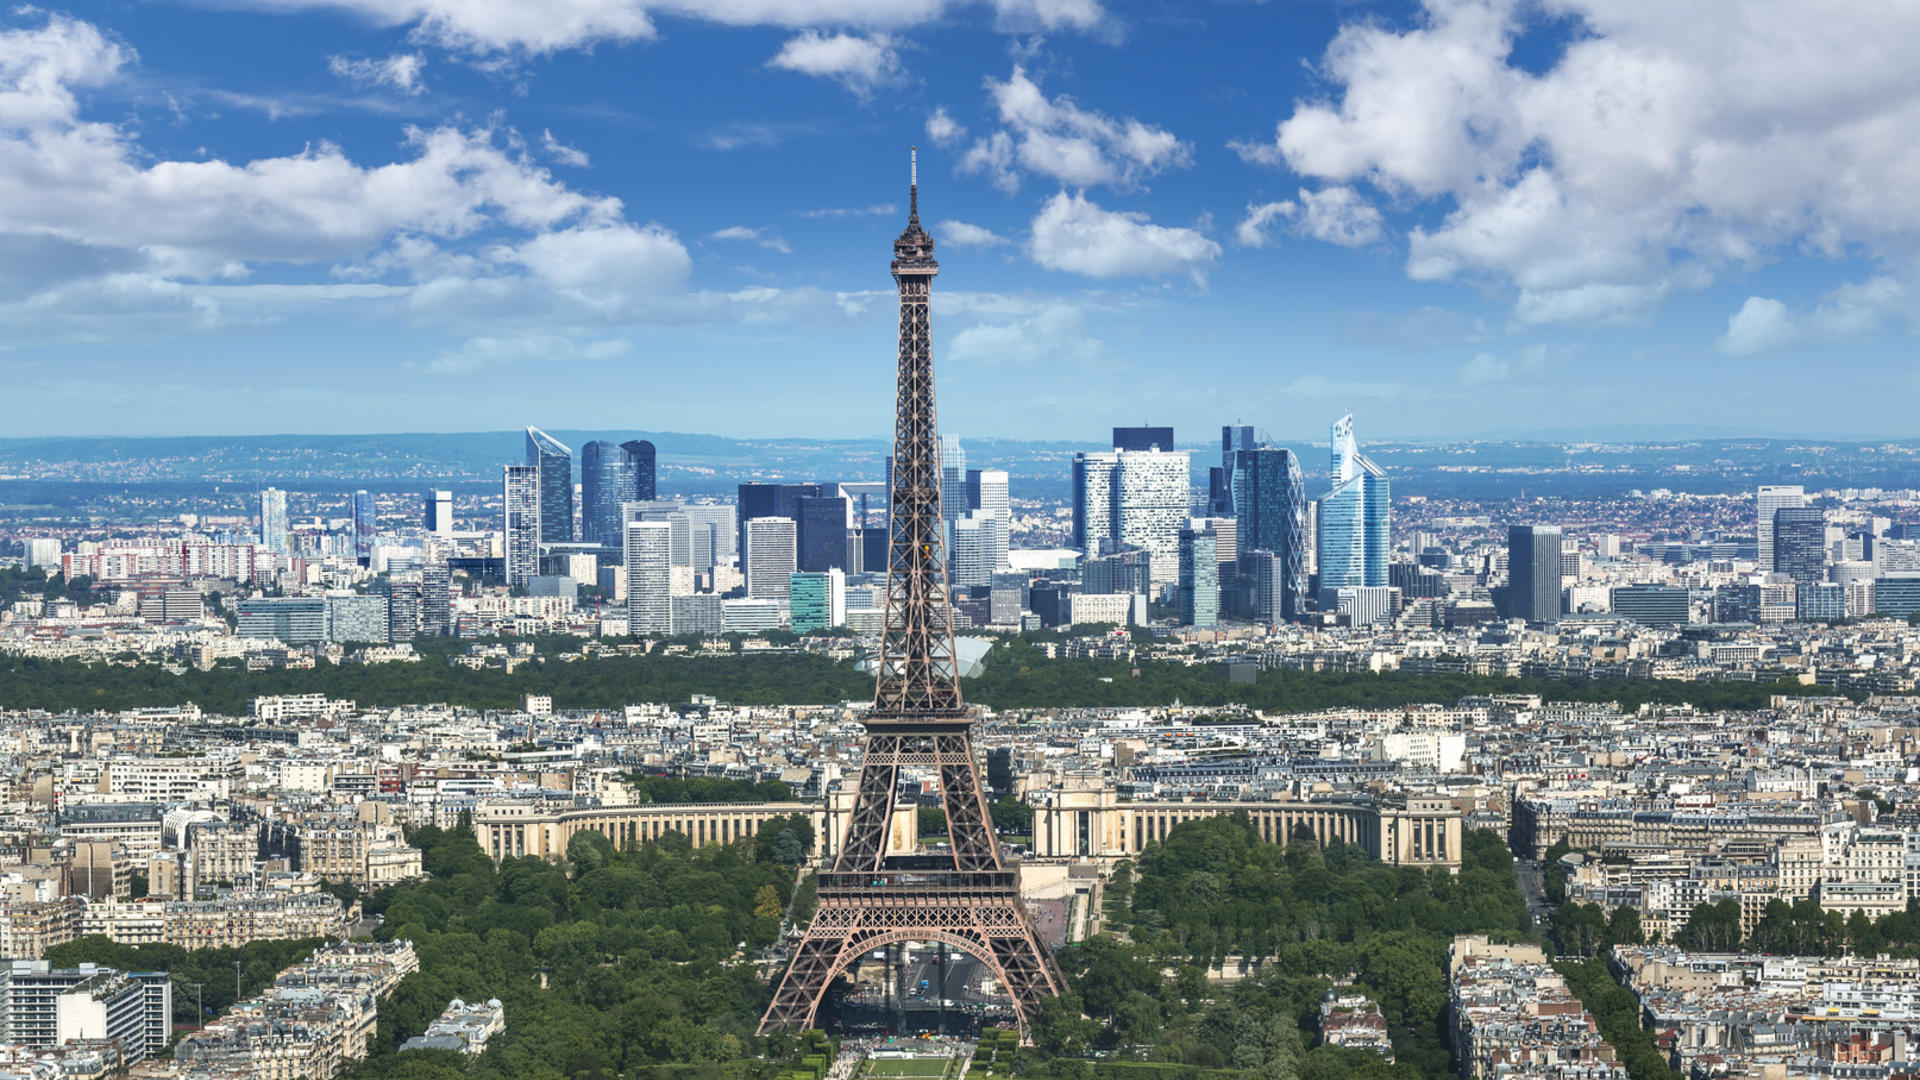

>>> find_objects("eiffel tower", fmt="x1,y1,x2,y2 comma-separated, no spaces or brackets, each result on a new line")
759,150,1063,1037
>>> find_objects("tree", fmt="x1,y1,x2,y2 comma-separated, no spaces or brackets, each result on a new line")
1677,900,1743,953
753,885,783,920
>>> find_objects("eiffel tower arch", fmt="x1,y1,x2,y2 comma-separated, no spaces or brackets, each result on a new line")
760,151,1063,1037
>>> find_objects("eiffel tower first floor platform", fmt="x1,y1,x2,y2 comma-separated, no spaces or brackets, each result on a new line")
759,865,1064,1036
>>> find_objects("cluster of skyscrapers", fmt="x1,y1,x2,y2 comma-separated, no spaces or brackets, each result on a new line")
1070,414,1390,629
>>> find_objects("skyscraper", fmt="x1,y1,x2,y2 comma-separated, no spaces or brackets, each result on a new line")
581,441,638,552
1113,426,1174,452
350,490,376,565
425,489,454,540
1072,449,1191,587
966,468,1011,572
420,561,451,636
789,569,846,632
940,435,969,527
624,439,657,501
745,517,798,600
260,488,288,556
1231,446,1307,618
1178,527,1218,628
624,520,673,634
797,493,853,573
1506,525,1563,624
1772,505,1826,588
502,465,540,589
949,511,996,589
1211,425,1256,515
1317,413,1390,609
1756,484,1805,569
525,426,574,545
737,482,822,564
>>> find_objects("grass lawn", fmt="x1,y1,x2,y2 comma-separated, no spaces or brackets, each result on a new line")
860,1057,954,1079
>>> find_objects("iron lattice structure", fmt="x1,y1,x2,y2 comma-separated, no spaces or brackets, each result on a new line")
760,153,1063,1037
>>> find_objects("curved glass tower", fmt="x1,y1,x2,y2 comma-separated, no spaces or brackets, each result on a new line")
525,426,574,545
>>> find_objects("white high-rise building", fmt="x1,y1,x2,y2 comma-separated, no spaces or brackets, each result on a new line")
1114,449,1191,587
259,488,288,555
426,489,454,540
503,465,541,589
968,468,1011,572
625,520,673,634
24,538,61,570
940,435,968,525
950,511,997,590
745,517,798,600
1757,484,1805,569
1072,452,1117,559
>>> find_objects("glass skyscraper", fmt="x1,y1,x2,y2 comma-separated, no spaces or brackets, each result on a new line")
503,464,540,589
1178,527,1218,628
350,489,376,564
525,426,574,545
260,487,288,556
1072,449,1191,587
1506,525,1563,624
1231,446,1306,618
1316,413,1390,609
581,439,656,553
1772,505,1825,587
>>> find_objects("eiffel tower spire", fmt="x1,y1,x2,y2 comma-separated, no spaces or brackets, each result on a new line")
760,152,1062,1038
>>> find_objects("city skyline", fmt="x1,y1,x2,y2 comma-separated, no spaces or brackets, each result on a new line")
3,4,1918,440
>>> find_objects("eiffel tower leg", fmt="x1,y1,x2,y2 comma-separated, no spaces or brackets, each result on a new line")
936,732,998,871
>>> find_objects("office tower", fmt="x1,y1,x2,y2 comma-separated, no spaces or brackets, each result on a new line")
1798,581,1845,621
1317,414,1390,608
989,572,1025,625
940,435,969,527
1083,543,1152,596
624,438,657,501
581,441,638,551
798,493,853,572
1235,549,1284,623
1231,446,1308,618
679,503,736,565
1756,484,1805,569
737,482,822,563
260,487,288,555
789,568,846,632
375,578,422,640
671,593,724,633
425,489,454,540
1113,425,1174,452
1211,425,1256,515
326,595,389,643
1178,527,1218,628
1334,585,1393,627
420,561,451,636
1114,449,1191,587
1072,449,1191,586
503,464,541,589
525,427,574,545
350,490,376,564
1611,584,1688,627
966,468,1012,572
745,516,798,600
624,520,672,634
1506,525,1563,624
950,512,996,589
1071,452,1117,557
1772,505,1826,588
24,538,60,569
1,962,172,1064
236,597,327,642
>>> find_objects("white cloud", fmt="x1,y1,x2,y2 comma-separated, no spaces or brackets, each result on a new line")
707,225,791,254
1237,201,1294,248
327,53,426,94
1027,192,1218,280
949,301,1103,366
766,31,900,98
799,203,896,218
1456,344,1554,386
540,129,590,167
960,67,1189,192
1236,0,1920,324
424,334,630,375
1715,277,1911,356
987,0,1105,34
926,106,965,146
937,220,1009,247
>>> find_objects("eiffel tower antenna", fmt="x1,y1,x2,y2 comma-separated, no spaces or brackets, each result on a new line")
760,150,1061,1038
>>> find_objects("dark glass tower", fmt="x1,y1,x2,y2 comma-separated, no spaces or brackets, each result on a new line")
797,493,852,572
1506,524,1563,624
1113,425,1174,452
581,440,636,551
525,427,574,545
1772,505,1825,587
1231,446,1307,618
623,439,657,501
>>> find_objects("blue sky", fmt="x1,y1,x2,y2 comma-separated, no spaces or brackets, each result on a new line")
3,0,1917,441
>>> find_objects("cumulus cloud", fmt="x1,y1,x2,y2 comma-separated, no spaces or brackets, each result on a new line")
766,31,900,97
926,106,966,146
1456,344,1555,386
1027,192,1219,279
949,301,1104,366
707,225,791,254
1234,0,1920,324
540,129,590,167
327,52,426,93
987,0,1105,34
936,220,1010,247
1237,187,1382,248
1716,277,1910,356
960,67,1189,192
1236,201,1294,248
